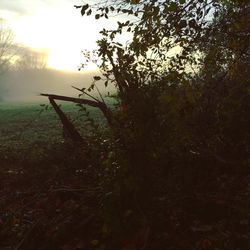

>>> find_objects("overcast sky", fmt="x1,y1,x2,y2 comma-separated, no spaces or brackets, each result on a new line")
0,0,121,71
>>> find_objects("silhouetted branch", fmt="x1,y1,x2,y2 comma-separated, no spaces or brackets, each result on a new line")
48,97,84,143
72,85,101,103
40,93,113,126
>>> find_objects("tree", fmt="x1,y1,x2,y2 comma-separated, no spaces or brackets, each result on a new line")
45,0,250,195
191,1,250,164
73,0,250,164
42,1,250,247
0,18,16,75
0,18,17,101
15,47,48,70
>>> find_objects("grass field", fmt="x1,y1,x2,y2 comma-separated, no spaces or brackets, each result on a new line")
0,101,105,152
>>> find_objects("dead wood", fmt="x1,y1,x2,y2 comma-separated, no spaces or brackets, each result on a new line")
49,97,84,143
41,93,113,126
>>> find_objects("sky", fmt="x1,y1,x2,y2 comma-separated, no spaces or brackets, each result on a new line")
0,0,120,72
0,0,123,102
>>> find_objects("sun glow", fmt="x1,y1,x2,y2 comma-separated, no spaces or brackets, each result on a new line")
5,3,113,72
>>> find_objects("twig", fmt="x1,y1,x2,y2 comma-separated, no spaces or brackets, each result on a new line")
72,85,101,103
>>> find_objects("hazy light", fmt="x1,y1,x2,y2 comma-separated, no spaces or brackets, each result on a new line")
0,1,118,72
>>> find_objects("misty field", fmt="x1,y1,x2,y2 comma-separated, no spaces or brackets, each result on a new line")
0,101,105,151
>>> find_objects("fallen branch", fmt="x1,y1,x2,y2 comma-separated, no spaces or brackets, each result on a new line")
41,93,113,126
49,97,84,143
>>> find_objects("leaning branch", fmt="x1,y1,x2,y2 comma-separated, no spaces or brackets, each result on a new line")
49,97,84,143
40,93,113,126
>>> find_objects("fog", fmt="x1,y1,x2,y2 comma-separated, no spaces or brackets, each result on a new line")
0,68,115,103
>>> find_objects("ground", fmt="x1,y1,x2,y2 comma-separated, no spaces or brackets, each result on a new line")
0,102,103,250
0,102,250,250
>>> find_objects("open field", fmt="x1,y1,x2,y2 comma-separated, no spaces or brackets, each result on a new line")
0,101,106,152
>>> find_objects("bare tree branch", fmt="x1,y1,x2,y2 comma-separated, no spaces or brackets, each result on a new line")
0,18,16,75
40,93,113,126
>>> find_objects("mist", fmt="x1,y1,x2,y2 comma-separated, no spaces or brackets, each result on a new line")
0,68,114,103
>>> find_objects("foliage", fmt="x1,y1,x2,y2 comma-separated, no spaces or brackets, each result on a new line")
72,0,250,248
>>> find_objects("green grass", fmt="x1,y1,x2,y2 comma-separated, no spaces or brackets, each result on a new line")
0,101,106,151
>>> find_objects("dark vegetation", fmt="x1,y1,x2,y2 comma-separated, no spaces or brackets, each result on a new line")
1,0,250,249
